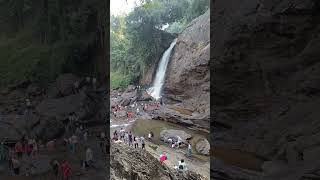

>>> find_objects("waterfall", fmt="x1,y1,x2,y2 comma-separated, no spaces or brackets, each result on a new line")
148,38,177,100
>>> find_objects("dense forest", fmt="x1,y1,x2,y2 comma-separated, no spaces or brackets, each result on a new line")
0,0,108,87
110,0,209,89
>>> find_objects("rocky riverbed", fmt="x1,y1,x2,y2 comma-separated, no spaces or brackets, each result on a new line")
110,84,211,179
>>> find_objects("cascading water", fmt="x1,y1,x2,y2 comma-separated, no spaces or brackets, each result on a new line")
148,38,177,100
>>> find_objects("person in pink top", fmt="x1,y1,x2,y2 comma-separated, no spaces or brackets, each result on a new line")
61,160,71,180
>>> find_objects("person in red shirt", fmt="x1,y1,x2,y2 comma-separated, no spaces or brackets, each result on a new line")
15,141,23,159
26,143,33,157
61,160,71,180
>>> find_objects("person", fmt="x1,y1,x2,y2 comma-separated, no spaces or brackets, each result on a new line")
100,131,106,139
15,141,23,158
51,159,60,178
0,142,5,162
140,136,145,150
26,139,33,157
187,142,192,157
70,135,78,153
128,131,133,147
159,153,167,164
133,136,138,148
26,99,31,109
73,81,79,94
32,139,38,157
99,131,105,152
120,128,125,141
12,157,20,175
171,141,176,148
148,131,154,141
83,130,88,142
8,151,14,175
61,160,71,180
46,139,55,151
167,138,173,147
124,132,129,144
75,126,81,138
92,77,97,90
174,159,187,172
176,136,183,148
113,130,118,138
84,147,93,169
68,138,73,153
67,113,73,132
86,77,91,86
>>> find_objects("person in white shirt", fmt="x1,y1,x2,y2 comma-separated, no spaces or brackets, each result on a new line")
176,136,182,148
174,159,187,172
92,78,97,90
187,142,192,157
84,147,93,169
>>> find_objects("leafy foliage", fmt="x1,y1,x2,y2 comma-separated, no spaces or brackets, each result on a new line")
110,0,210,89
0,0,108,87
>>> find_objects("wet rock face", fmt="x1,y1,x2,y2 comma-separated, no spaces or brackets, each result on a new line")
163,10,210,130
140,31,176,85
110,143,203,180
36,92,98,122
212,0,320,179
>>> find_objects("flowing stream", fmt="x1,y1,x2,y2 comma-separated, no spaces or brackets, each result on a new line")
148,39,177,100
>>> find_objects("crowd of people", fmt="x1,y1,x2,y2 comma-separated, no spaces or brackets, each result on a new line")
112,128,153,150
111,126,192,173
0,75,108,178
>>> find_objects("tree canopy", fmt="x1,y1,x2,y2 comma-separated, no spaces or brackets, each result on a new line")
110,0,209,89
0,0,108,87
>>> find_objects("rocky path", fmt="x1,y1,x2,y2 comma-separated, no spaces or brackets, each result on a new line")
144,140,210,179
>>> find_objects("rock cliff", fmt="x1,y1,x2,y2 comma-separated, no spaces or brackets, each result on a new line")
212,0,320,179
162,10,210,130
139,30,176,85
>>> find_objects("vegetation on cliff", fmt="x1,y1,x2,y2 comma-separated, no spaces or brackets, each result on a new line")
110,0,210,89
0,0,108,87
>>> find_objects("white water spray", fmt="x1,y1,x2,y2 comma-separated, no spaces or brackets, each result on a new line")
148,39,177,100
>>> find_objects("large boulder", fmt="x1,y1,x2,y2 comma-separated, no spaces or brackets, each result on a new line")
138,91,153,101
36,92,98,122
0,114,40,141
0,115,23,141
160,129,192,143
262,160,289,176
33,116,64,140
55,73,79,96
195,138,210,155
121,89,138,106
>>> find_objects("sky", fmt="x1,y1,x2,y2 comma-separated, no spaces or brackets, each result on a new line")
110,0,138,16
